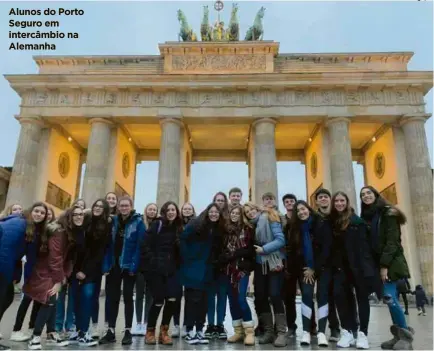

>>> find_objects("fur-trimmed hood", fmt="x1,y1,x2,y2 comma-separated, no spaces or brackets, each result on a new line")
383,206,407,225
46,220,63,236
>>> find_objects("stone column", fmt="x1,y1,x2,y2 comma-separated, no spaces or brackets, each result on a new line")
156,118,182,207
81,118,113,206
252,118,278,203
6,117,44,208
400,114,433,294
326,117,357,209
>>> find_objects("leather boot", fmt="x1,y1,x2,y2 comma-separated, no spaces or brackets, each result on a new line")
393,327,414,350
381,325,399,350
159,325,173,345
145,327,156,345
258,313,274,344
227,320,244,343
273,314,288,347
243,321,255,346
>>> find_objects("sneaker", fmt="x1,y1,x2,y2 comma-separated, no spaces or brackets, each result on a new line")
132,323,144,336
204,325,215,339
216,325,227,340
181,325,188,338
90,324,99,339
185,330,198,345
28,336,41,350
418,310,423,315
121,330,133,345
171,325,180,338
196,331,209,344
78,334,98,347
300,331,311,346
423,312,427,316
0,344,11,351
330,329,341,342
99,329,116,344
318,332,329,347
10,331,32,342
68,331,79,345
46,333,69,347
337,329,355,348
356,331,369,349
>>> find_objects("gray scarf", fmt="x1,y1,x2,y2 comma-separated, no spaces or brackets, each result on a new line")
251,212,284,274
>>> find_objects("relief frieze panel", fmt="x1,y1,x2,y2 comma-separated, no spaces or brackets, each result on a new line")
23,89,425,108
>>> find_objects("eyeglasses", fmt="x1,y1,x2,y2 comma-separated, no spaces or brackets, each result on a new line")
73,213,84,217
93,204,104,209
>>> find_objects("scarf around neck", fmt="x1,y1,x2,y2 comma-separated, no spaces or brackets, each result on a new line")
251,212,283,274
301,217,314,269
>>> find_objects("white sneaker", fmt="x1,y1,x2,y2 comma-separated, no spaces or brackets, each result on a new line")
300,331,311,345
185,330,198,345
337,329,355,348
171,325,180,338
181,325,188,338
28,336,41,350
317,332,329,347
68,331,79,345
91,324,99,339
356,331,369,349
78,333,98,347
10,331,32,342
196,331,209,344
46,332,69,347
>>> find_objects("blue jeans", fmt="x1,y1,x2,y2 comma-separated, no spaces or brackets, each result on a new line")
254,264,285,314
206,274,228,326
92,275,108,324
228,275,252,322
55,283,75,332
72,280,95,335
384,281,408,329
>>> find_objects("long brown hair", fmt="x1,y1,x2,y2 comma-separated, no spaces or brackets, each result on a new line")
330,191,353,232
22,202,49,243
227,205,243,236
288,200,317,252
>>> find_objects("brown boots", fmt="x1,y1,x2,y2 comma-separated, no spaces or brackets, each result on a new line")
243,321,255,346
159,325,173,345
145,326,172,345
228,320,244,343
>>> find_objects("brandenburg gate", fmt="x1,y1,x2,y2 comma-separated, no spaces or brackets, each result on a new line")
4,39,433,292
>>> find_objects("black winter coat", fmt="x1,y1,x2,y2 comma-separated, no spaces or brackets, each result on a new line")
140,219,180,277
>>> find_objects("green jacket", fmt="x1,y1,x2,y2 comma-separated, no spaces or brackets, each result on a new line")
375,207,410,281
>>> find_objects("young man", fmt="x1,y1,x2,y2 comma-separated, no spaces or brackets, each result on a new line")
228,187,243,207
262,192,277,209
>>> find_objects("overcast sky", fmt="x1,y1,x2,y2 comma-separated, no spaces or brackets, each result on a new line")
0,0,432,213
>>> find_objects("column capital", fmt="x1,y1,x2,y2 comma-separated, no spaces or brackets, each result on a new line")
325,117,351,127
252,117,277,128
159,117,183,128
399,113,432,127
15,115,46,127
88,117,113,126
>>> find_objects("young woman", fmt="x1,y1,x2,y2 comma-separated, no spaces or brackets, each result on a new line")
204,193,229,340
90,192,118,339
99,196,145,346
133,202,158,336
141,201,183,346
69,199,112,347
243,202,287,347
46,208,55,224
25,205,85,350
287,200,333,347
360,186,414,350
9,203,50,342
0,203,23,219
0,202,48,349
330,191,376,350
223,205,255,346
180,203,225,345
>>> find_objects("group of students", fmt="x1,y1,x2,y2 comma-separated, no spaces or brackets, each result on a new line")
0,185,420,350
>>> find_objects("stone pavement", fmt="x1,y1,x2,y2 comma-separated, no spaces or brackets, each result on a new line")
0,295,432,350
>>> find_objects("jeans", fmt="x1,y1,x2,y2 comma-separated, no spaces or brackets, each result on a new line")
173,286,184,326
206,274,228,326
106,264,136,330
92,275,108,325
13,294,41,331
184,288,207,332
328,275,340,331
333,269,369,335
397,292,409,312
135,272,153,324
34,295,57,336
72,280,96,335
254,264,285,315
384,282,408,329
0,276,14,322
300,269,330,333
55,283,76,332
228,275,252,322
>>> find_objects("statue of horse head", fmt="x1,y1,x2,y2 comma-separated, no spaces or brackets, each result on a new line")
177,9,185,22
257,6,266,19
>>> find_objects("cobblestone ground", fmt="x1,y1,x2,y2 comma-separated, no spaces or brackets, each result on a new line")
1,296,432,350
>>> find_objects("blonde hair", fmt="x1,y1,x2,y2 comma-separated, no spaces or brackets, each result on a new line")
143,203,158,228
242,201,281,228
0,203,22,220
